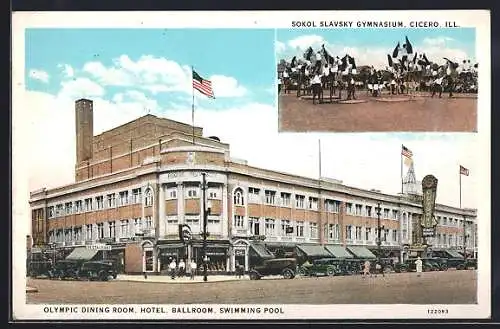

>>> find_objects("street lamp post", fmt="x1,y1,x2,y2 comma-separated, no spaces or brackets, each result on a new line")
376,203,382,265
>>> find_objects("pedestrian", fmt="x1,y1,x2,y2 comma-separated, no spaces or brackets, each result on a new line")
178,259,185,278
190,260,197,280
169,258,177,280
363,260,371,278
415,257,423,277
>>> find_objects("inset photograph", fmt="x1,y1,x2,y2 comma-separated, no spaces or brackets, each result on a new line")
277,29,478,132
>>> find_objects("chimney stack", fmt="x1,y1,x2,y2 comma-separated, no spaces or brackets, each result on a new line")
75,99,94,164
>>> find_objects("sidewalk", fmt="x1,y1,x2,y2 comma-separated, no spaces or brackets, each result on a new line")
115,274,250,284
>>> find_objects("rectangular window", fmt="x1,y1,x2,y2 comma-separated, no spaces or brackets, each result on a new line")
97,223,104,239
393,230,398,242
249,217,260,235
265,218,275,236
186,187,198,198
296,221,304,237
95,196,102,210
208,218,220,224
308,197,318,210
74,200,83,213
443,217,448,225
144,189,153,206
265,190,276,205
355,204,362,216
392,210,398,219
48,206,55,218
248,187,261,203
145,216,153,228
118,191,129,206
355,226,362,240
366,206,372,217
383,209,390,219
384,229,389,241
345,203,353,214
120,220,129,237
365,227,371,241
281,219,291,236
108,221,116,238
233,215,244,228
107,193,116,208
325,200,340,213
86,224,93,240
185,217,199,226
309,222,318,239
65,202,73,215
132,188,142,203
56,204,64,217
166,216,178,224
346,225,352,240
134,218,142,232
328,224,340,240
280,192,291,206
208,188,218,199
86,197,95,211
166,186,177,199
295,195,305,208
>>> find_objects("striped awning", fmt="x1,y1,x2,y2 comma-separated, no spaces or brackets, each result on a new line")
324,245,354,258
249,242,275,259
346,246,376,259
65,247,99,261
296,245,332,258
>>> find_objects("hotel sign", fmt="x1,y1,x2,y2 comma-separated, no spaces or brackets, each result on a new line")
421,175,438,237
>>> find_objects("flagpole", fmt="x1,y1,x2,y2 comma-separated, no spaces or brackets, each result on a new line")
459,167,462,209
401,144,403,194
192,66,195,145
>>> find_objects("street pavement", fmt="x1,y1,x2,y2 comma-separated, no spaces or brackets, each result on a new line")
27,269,477,304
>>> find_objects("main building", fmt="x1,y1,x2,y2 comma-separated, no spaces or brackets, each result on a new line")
29,99,478,274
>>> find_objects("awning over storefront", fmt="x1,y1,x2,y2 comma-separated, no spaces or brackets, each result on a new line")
445,250,464,258
324,245,354,258
65,247,99,261
297,245,332,258
346,246,376,259
249,242,275,259
264,242,297,249
157,243,185,249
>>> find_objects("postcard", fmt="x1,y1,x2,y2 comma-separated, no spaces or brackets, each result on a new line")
12,10,490,321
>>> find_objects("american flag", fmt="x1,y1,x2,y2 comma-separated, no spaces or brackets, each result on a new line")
401,145,413,158
460,165,470,176
192,70,214,98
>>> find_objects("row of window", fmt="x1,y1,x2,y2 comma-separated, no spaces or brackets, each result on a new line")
47,216,153,242
47,188,153,219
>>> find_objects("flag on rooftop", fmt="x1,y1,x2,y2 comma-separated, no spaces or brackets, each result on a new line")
460,165,470,176
192,70,215,99
401,145,413,158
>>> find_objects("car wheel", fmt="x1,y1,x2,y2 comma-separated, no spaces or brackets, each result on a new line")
457,264,465,270
326,267,335,276
282,268,294,279
99,271,108,281
297,267,307,276
249,272,258,280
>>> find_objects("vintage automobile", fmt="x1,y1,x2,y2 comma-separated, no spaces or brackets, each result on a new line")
249,258,297,280
297,258,339,277
78,261,118,281
28,260,54,278
465,258,478,269
51,260,83,279
444,257,467,270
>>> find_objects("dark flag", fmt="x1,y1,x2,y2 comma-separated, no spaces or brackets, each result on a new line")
387,54,394,68
404,36,413,54
304,47,314,61
340,55,348,72
423,53,430,65
348,55,356,70
392,42,400,58
291,56,297,67
321,44,330,59
443,57,459,69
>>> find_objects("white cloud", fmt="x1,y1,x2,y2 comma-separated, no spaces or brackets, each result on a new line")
80,55,247,98
275,40,286,54
279,35,474,69
28,69,49,83
58,77,105,99
58,64,74,78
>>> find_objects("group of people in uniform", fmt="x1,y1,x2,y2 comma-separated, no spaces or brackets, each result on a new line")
278,40,478,102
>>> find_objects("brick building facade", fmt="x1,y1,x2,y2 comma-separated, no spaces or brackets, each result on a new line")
29,99,477,274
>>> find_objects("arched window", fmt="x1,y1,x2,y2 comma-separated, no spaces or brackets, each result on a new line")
233,188,244,206
144,188,153,206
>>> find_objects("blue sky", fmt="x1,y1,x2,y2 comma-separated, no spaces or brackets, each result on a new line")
25,28,276,109
277,28,476,68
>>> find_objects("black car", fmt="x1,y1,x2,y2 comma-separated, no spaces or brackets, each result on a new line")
298,258,340,277
249,258,297,280
28,260,54,278
445,257,467,270
79,261,118,281
51,260,83,279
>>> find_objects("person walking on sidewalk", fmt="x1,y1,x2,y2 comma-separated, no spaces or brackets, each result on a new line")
363,260,371,278
415,257,423,277
190,260,197,280
178,259,186,278
169,259,177,280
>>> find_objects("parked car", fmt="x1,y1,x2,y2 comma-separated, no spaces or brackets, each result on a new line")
465,258,478,269
28,260,54,278
298,258,339,277
78,261,118,281
249,258,297,280
444,257,467,270
51,260,82,279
